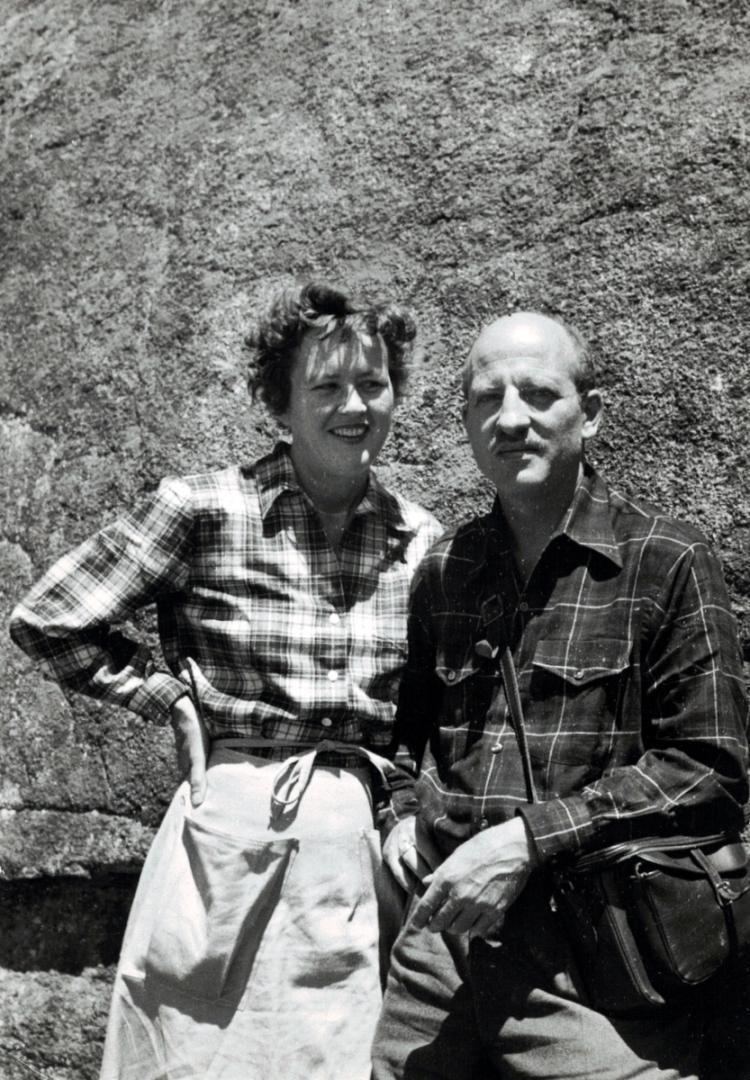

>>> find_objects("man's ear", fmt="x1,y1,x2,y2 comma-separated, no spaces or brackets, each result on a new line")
581,390,603,440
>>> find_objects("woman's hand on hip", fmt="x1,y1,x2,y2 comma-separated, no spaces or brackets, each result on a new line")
170,695,209,807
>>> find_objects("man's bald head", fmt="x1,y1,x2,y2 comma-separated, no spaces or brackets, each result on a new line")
462,312,596,400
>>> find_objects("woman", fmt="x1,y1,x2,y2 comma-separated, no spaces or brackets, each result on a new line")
9,282,442,1080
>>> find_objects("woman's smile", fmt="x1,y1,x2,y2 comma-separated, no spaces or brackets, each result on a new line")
330,423,370,440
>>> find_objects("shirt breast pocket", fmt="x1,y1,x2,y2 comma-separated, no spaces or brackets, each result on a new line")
528,637,631,793
435,652,485,717
433,649,498,763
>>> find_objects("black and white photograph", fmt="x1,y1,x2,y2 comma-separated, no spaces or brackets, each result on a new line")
2,1,749,1077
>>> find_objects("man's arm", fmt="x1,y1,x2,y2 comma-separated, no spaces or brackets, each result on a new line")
520,539,749,861
410,815,538,935
410,538,748,935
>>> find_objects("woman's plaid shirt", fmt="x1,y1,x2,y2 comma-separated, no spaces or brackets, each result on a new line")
10,443,442,751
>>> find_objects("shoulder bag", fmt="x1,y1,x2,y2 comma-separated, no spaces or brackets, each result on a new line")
480,637,750,1016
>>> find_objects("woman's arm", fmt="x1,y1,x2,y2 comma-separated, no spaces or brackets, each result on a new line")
9,477,195,724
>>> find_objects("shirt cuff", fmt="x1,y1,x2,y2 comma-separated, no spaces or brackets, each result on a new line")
517,795,596,862
128,672,190,725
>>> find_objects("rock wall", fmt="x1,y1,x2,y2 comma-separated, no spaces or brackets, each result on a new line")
2,0,749,1074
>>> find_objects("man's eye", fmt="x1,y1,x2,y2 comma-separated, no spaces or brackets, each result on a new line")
313,381,339,392
522,388,557,407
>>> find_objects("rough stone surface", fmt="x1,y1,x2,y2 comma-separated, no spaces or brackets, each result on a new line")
2,0,749,1073
0,810,154,880
0,967,112,1080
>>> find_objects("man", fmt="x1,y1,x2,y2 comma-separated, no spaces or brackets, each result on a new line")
373,312,749,1079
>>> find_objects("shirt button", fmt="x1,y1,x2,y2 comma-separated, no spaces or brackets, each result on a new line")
329,613,341,625
327,670,339,683
491,742,503,754
479,818,489,830
321,717,333,728
446,670,457,683
574,669,585,680
519,601,529,612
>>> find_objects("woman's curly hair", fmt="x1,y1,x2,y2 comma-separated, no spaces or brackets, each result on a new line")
246,281,417,417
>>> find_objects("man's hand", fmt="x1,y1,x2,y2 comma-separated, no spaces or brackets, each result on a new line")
411,817,538,937
382,815,443,892
170,695,209,807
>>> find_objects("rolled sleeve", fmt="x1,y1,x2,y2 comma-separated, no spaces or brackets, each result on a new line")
128,670,191,725
9,478,194,723
517,797,596,861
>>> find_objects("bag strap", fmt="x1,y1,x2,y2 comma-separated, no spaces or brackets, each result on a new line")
571,831,733,872
476,638,538,805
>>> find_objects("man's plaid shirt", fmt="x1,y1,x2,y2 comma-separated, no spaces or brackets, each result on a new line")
10,442,442,751
392,467,749,861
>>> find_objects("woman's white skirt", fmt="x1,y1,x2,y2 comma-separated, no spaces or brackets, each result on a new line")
99,745,392,1080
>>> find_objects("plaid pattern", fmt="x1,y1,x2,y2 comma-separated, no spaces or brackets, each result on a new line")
392,467,749,861
9,443,442,753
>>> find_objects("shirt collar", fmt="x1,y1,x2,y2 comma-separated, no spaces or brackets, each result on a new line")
558,465,623,568
360,471,417,542
254,441,303,520
253,441,415,540
472,464,622,575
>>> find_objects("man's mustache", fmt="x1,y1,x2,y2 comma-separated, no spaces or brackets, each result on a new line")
490,439,545,454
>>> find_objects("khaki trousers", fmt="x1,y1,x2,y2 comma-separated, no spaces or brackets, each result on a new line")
100,746,387,1080
373,883,705,1080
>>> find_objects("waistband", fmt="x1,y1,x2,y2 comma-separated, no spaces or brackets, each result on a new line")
211,737,399,826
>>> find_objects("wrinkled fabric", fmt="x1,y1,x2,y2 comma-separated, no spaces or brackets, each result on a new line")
373,890,704,1080
391,466,748,860
9,442,442,736
100,748,389,1079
